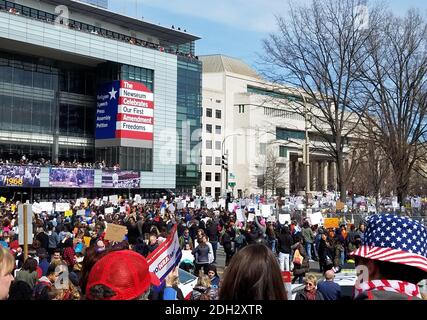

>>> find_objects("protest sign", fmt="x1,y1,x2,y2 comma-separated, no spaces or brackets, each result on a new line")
261,205,272,218
189,202,195,209
64,210,73,218
134,194,142,203
297,203,305,210
248,213,255,222
308,212,322,226
104,207,114,214
55,203,70,212
228,203,235,213
236,209,245,222
104,223,128,242
120,206,126,213
206,197,213,209
147,225,182,283
219,199,226,208
306,208,312,215
40,202,53,212
0,197,6,203
168,204,176,213
279,214,291,225
324,218,340,229
336,201,345,211
109,195,119,205
102,196,108,203
255,209,262,217
177,201,184,210
268,216,276,223
83,236,91,247
212,202,218,209
32,203,43,214
76,209,85,216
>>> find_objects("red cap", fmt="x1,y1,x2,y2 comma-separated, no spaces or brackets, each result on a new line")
86,250,160,300
9,240,20,251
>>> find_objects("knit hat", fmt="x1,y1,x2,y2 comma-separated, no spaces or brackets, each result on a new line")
86,250,160,300
350,214,427,272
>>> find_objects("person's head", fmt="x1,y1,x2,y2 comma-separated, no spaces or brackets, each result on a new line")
324,270,335,281
197,274,211,288
304,274,318,292
184,243,191,251
359,223,365,232
149,234,157,245
0,247,15,300
86,250,160,300
22,258,38,273
219,244,286,300
46,263,67,285
207,265,218,279
352,214,427,284
321,233,327,241
183,228,190,236
52,249,61,261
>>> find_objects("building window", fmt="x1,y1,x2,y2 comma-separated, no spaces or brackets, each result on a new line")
206,187,212,195
215,173,221,181
260,143,266,155
215,157,221,166
205,172,212,181
206,124,212,133
206,108,212,117
279,146,288,158
239,104,245,113
206,140,212,149
215,141,221,150
206,156,212,165
215,110,221,119
215,187,221,198
215,125,221,134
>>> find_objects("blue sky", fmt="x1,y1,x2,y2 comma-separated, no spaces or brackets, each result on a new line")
108,0,427,71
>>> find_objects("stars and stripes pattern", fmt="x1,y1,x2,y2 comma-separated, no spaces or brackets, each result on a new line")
353,280,421,299
351,214,427,272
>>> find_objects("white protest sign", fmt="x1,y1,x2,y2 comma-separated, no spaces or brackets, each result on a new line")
255,209,262,217
185,196,190,202
94,199,101,207
306,208,312,216
40,202,53,212
219,199,226,208
248,204,257,212
102,196,108,203
189,202,195,209
177,201,184,210
55,203,70,212
76,209,85,216
248,213,255,222
134,194,142,203
308,212,322,226
74,199,81,208
228,203,235,213
104,207,114,214
206,197,213,209
212,202,218,209
261,205,272,218
279,214,291,225
32,203,43,214
109,195,119,205
120,206,126,213
236,209,245,222
297,203,305,210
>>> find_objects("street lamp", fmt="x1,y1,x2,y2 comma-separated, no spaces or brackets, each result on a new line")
221,133,242,198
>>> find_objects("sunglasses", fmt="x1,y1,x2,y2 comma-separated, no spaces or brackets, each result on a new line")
305,282,314,287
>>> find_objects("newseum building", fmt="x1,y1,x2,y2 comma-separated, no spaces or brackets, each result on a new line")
0,0,202,200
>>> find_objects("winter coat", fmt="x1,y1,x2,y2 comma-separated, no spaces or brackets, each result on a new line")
277,233,293,254
295,290,324,300
301,227,314,244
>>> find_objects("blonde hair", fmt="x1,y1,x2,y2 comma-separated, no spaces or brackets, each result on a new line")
0,247,15,276
197,274,211,288
304,273,318,286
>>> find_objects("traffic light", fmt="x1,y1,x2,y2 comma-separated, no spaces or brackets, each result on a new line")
222,154,228,171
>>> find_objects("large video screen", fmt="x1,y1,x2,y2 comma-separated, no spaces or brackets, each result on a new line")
101,169,140,188
0,165,41,187
49,167,94,188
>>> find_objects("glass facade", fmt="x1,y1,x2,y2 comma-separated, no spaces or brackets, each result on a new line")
176,57,202,192
0,51,95,162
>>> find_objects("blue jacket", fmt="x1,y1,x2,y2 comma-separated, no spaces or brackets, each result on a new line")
317,280,342,300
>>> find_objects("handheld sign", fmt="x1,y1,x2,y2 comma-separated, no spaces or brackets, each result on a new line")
104,223,128,242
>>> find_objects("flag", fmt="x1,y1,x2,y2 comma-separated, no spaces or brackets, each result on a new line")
147,224,182,283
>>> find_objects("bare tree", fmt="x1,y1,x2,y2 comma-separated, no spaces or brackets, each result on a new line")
357,10,427,204
255,149,288,196
261,0,382,202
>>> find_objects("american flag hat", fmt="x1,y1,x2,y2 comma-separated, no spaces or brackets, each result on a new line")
350,214,427,272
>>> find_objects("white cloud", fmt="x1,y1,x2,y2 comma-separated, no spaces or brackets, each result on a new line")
132,0,288,32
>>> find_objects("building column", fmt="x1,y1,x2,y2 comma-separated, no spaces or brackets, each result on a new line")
317,161,323,191
311,161,317,191
299,162,306,191
330,161,337,191
323,161,328,191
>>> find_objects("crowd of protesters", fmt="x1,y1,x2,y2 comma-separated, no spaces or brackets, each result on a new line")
1,194,427,301
0,156,120,170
